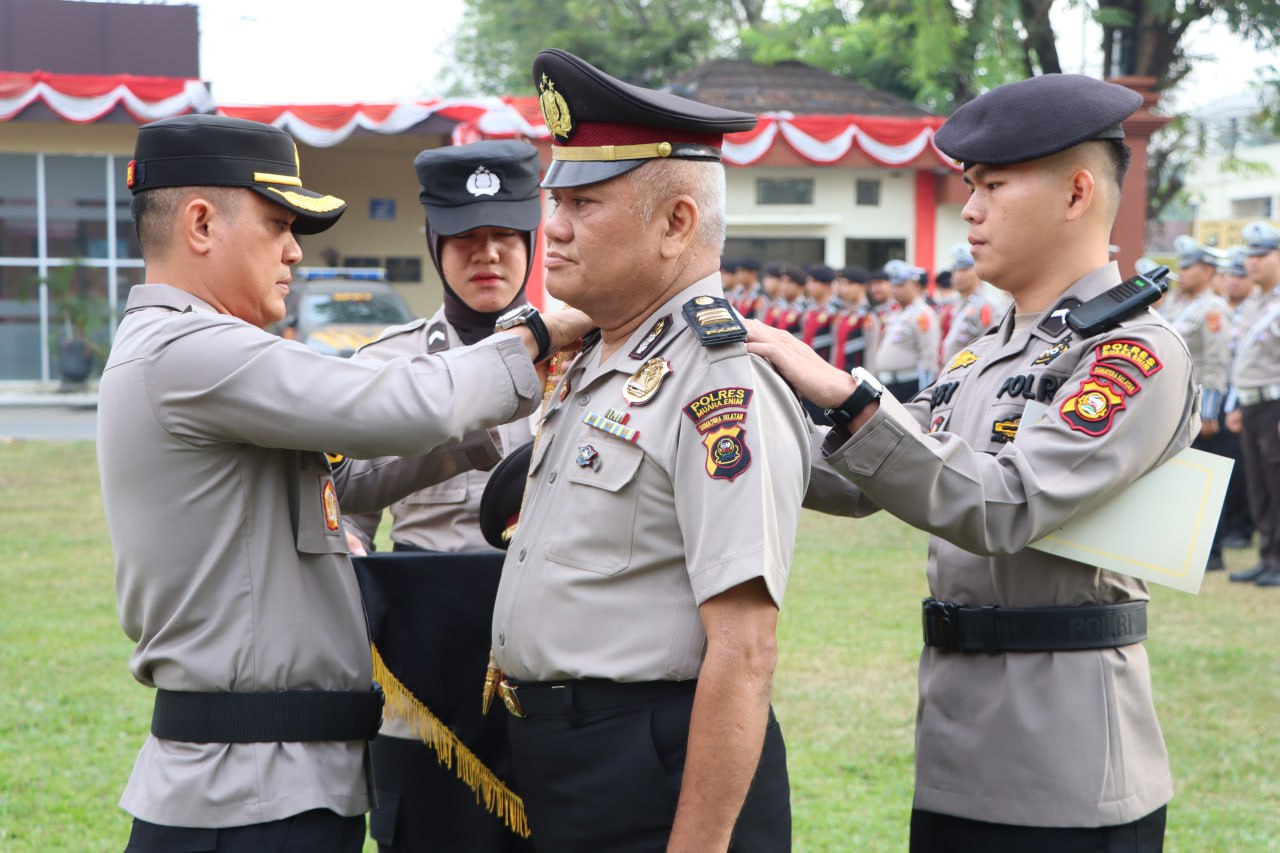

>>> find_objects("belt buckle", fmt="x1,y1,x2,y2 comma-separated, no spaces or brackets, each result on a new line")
922,598,962,653
499,680,524,718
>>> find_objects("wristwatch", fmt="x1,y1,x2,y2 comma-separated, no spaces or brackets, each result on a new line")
823,367,884,430
494,304,552,363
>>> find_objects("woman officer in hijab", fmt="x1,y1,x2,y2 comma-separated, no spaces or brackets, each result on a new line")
344,140,543,853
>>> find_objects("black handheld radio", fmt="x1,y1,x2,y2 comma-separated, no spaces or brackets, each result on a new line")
1067,265,1171,338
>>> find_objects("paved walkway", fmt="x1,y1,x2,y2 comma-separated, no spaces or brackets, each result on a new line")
0,384,98,408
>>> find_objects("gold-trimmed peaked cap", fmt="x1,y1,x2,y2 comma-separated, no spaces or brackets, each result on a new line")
532,48,757,189
128,114,346,234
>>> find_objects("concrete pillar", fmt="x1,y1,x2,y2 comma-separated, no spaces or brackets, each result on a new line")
1108,76,1173,277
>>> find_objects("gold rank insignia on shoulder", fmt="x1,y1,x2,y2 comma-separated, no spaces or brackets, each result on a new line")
623,357,673,405
682,295,746,345
1033,338,1071,366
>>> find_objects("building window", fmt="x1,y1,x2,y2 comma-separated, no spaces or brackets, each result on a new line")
756,178,814,205
0,152,142,381
1230,197,1271,219
856,179,881,206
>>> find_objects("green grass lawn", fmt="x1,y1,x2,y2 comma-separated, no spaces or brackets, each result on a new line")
1,440,1277,851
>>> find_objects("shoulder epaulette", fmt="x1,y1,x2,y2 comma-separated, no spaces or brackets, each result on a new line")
356,317,427,355
682,295,746,346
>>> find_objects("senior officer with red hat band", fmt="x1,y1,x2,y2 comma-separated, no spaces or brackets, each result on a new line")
483,48,809,853
100,114,591,852
752,74,1197,852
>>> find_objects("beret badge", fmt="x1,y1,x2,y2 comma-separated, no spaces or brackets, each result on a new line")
538,73,574,141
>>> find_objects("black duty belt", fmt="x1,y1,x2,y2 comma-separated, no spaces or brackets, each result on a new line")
921,597,1147,653
501,678,696,719
151,686,384,743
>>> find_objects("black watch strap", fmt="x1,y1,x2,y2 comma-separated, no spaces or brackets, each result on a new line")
824,373,883,429
525,312,553,363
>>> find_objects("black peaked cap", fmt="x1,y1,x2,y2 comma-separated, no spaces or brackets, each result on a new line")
533,48,757,188
129,114,345,235
414,140,542,237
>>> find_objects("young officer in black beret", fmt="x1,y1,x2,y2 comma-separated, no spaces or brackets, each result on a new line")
485,48,809,853
101,115,591,852
749,74,1197,852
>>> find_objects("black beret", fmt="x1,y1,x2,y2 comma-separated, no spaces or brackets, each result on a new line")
935,270,953,288
720,256,736,271
838,265,869,284
533,48,757,188
869,267,889,281
807,264,836,284
414,140,542,237
763,261,787,277
129,114,345,235
934,74,1142,169
783,265,809,284
478,440,533,551
736,257,761,272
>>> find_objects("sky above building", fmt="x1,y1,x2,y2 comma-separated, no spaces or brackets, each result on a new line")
162,0,1276,112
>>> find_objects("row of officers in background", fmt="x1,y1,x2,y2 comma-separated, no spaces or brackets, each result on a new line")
720,244,1005,403
1142,224,1280,582
725,219,1280,582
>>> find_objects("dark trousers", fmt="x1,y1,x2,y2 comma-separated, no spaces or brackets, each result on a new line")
1194,429,1235,558
910,805,1166,853
1240,399,1280,566
370,734,534,852
885,379,923,404
1214,415,1254,540
506,688,790,852
124,809,364,853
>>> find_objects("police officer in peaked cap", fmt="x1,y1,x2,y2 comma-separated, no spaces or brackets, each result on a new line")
749,74,1197,852
486,48,809,852
102,114,590,852
338,140,546,852
1225,220,1280,584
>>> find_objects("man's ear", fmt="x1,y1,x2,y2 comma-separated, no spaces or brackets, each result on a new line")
179,195,217,257
1064,167,1096,223
658,194,699,259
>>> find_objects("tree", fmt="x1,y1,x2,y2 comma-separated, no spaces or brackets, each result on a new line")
445,0,764,95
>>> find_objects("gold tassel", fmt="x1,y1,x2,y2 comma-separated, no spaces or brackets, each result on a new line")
371,643,530,838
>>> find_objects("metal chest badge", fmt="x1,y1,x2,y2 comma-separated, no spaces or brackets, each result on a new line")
576,444,599,469
623,357,673,405
322,479,341,532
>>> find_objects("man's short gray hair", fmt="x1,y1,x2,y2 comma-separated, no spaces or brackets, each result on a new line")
627,159,726,250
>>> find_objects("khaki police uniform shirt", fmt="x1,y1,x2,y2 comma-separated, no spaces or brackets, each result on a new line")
1163,289,1231,417
491,275,810,682
875,297,941,384
1231,284,1280,391
811,263,1196,827
941,290,999,365
342,308,535,740
98,284,539,828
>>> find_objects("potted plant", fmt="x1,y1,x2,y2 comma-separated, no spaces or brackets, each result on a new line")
43,262,108,387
